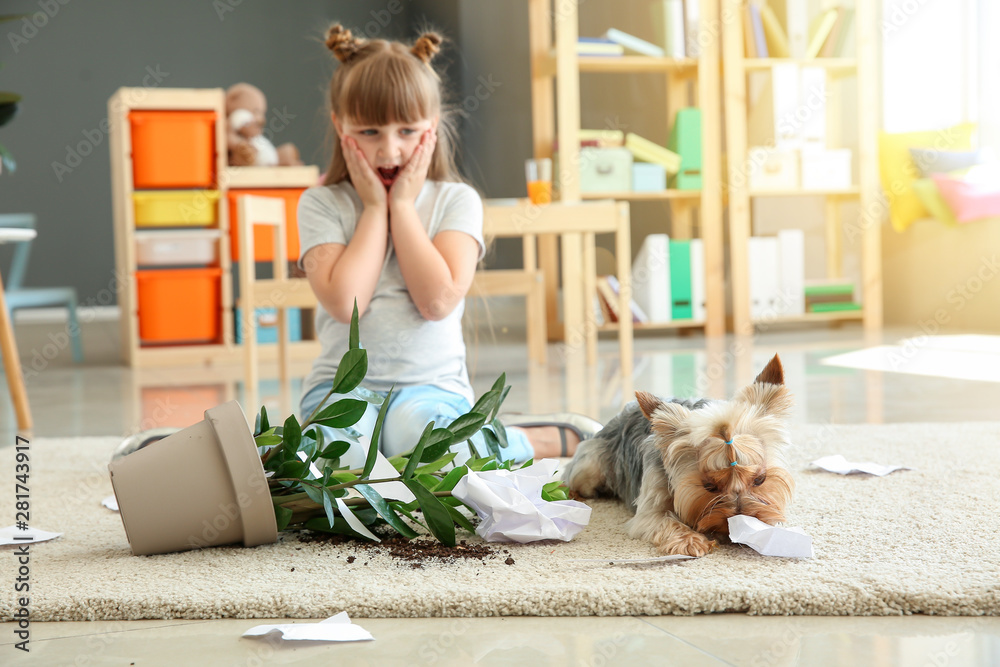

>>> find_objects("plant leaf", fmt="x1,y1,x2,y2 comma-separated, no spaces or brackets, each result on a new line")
273,504,293,531
542,481,569,502
420,428,456,462
491,418,509,449
446,504,476,533
403,423,434,480
317,440,352,461
404,480,456,547
355,484,419,539
254,434,282,448
272,460,308,480
259,406,271,434
470,389,500,423
331,348,367,395
494,384,511,421
363,386,393,479
390,501,428,531
349,299,360,350
415,452,457,476
481,427,502,460
312,398,367,429
281,415,302,455
448,411,487,442
434,465,468,493
321,486,337,528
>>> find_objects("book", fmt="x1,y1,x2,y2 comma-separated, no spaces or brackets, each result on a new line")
803,280,854,298
757,1,790,58
604,28,665,57
683,0,700,57
625,133,682,174
632,233,671,322
577,37,625,56
607,274,649,323
809,301,861,313
749,3,769,58
820,7,853,58
578,129,626,146
669,240,693,320
805,7,840,59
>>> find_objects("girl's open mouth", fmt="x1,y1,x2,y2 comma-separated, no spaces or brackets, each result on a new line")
377,166,400,189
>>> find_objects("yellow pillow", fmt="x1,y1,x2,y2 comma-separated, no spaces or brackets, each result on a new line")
878,123,976,231
910,178,957,227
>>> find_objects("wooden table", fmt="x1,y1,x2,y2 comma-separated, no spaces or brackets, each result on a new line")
0,227,36,431
482,199,633,378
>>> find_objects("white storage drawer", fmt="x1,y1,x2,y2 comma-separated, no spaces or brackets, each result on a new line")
135,229,221,267
748,147,799,191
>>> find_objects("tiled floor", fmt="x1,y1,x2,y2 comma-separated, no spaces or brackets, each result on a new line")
2,315,1000,665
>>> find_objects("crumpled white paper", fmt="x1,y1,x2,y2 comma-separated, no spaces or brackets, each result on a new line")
0,525,62,545
243,612,373,642
451,459,591,543
102,495,119,511
812,454,910,476
728,515,814,558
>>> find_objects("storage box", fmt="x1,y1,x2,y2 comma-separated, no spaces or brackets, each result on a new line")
632,162,667,192
130,110,217,188
227,188,306,262
135,229,221,267
748,147,799,191
579,147,633,193
136,267,222,344
234,307,303,344
801,148,852,190
133,191,219,227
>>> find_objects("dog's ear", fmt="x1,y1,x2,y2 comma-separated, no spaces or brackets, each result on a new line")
754,354,784,386
637,392,690,439
737,355,793,417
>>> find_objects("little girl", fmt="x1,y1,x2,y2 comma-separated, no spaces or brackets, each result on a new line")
297,24,600,465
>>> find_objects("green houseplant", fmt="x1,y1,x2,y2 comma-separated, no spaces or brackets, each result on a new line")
109,301,569,555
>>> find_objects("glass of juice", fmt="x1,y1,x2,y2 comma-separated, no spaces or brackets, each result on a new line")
525,157,552,204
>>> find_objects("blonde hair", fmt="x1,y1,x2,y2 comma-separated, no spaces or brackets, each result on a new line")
323,24,461,186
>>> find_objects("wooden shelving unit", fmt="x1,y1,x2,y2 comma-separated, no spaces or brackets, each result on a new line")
109,87,321,368
722,0,882,334
528,0,725,338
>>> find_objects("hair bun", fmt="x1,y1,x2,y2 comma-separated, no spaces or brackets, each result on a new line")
411,32,443,64
326,23,363,63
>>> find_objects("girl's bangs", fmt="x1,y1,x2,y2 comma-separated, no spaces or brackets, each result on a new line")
343,56,437,126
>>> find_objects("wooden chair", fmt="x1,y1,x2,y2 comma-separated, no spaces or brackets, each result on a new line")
0,226,37,432
469,227,547,364
236,195,316,411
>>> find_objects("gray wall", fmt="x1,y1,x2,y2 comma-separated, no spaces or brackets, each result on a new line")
0,0,532,306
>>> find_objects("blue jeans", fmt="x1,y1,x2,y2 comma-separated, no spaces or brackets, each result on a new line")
299,383,533,468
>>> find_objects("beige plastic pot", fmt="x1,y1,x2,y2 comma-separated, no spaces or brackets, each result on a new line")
108,400,277,556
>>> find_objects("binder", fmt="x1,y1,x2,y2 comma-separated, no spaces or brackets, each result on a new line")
632,233,672,322
652,0,686,58
776,229,805,316
773,0,809,59
689,238,706,322
748,63,801,148
748,236,780,320
669,240,693,320
668,108,702,190
800,67,827,151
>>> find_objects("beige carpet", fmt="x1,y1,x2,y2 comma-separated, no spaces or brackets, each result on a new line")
2,423,999,620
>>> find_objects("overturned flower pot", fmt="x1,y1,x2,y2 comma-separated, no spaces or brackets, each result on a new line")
108,400,277,556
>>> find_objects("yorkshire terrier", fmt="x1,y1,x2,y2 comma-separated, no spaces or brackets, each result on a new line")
565,355,794,557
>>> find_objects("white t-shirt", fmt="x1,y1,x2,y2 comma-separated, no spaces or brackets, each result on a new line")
296,180,485,402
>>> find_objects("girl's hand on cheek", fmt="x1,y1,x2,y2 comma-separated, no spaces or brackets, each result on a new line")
342,136,386,209
389,129,437,207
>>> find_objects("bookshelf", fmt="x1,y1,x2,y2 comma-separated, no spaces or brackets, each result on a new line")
722,0,882,334
527,0,725,338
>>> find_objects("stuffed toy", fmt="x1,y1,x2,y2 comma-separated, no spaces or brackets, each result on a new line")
225,83,303,167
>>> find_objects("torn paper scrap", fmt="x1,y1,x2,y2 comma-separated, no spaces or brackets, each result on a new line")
452,459,591,543
102,495,120,511
568,555,695,565
728,515,813,558
812,454,910,476
0,525,62,545
243,612,373,642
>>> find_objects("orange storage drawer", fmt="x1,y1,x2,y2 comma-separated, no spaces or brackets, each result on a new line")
136,267,222,344
130,110,216,188
141,385,226,428
228,188,305,262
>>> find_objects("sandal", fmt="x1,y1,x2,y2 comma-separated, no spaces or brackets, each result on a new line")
499,412,604,457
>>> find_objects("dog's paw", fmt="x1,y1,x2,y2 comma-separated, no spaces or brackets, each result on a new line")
658,532,717,557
